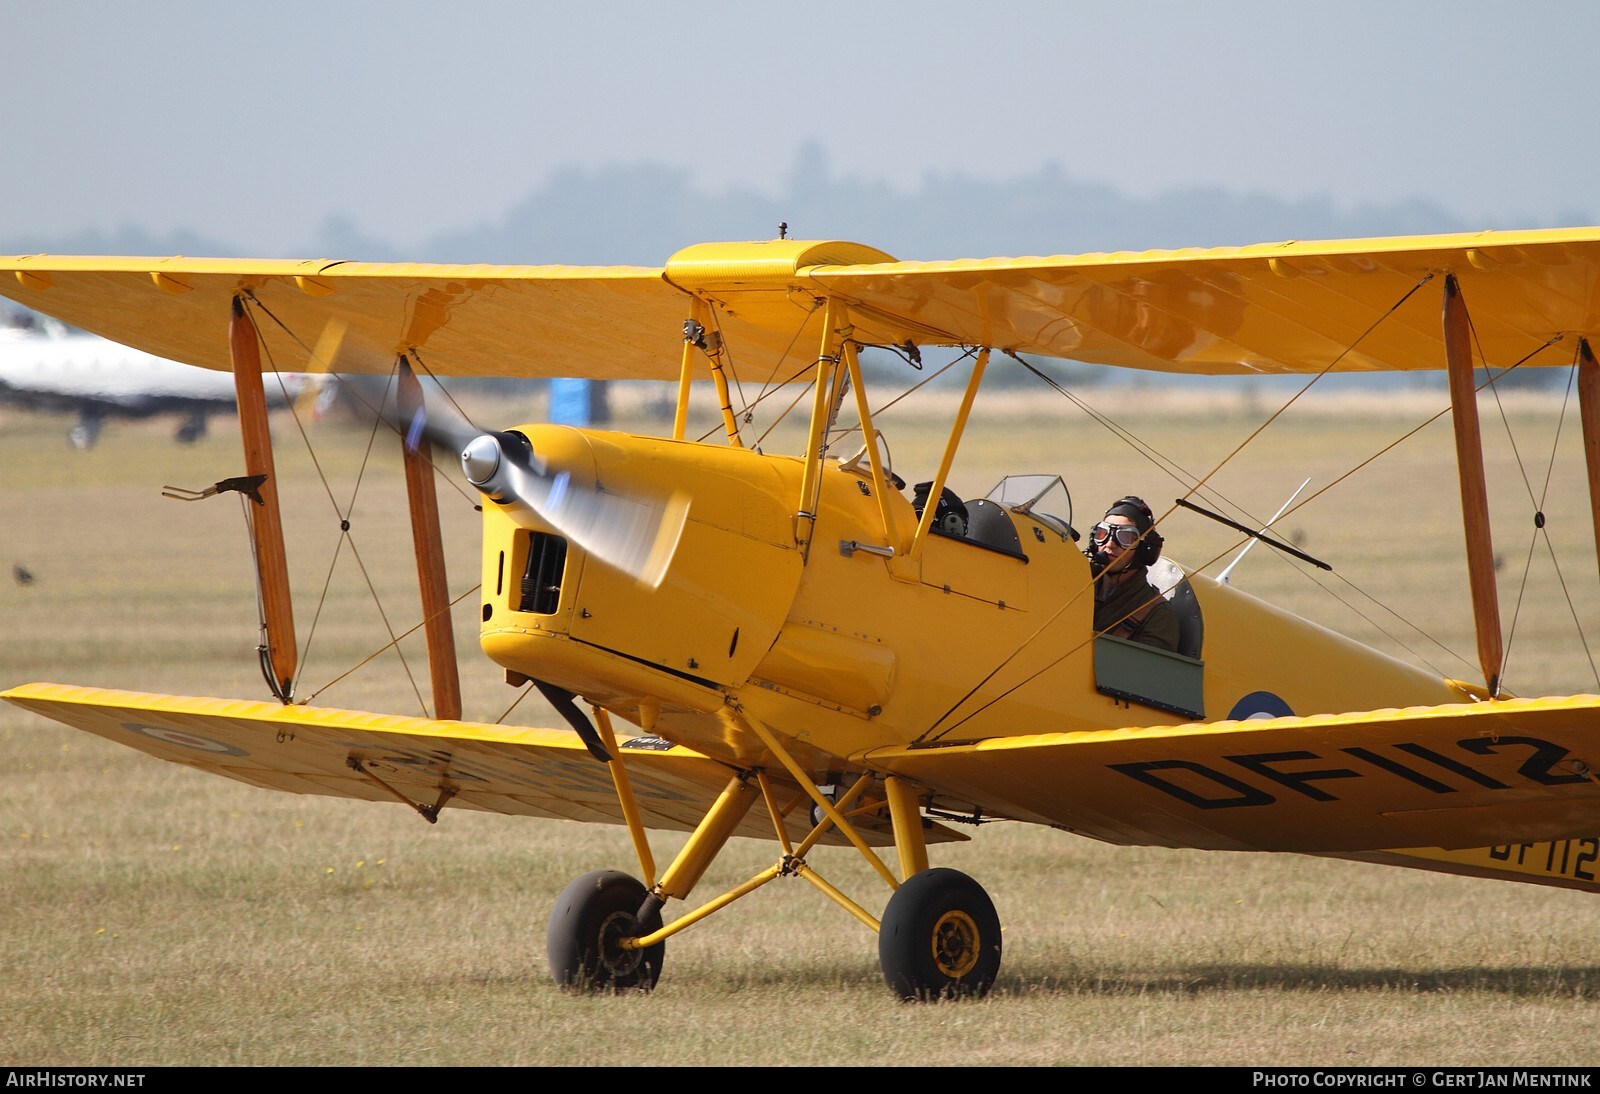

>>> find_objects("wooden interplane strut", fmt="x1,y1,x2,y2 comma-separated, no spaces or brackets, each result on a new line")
229,297,297,700
397,358,462,721
1441,275,1504,697
1577,340,1600,589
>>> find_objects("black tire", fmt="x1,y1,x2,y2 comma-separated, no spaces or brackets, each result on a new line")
546,869,665,992
878,867,1001,1001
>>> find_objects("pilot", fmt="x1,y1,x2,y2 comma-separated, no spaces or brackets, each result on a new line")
1088,496,1180,651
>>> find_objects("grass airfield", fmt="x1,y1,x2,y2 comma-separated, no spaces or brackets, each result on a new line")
3,377,1599,1067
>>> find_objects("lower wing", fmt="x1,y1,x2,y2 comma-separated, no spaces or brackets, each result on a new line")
4,682,964,847
863,694,1600,873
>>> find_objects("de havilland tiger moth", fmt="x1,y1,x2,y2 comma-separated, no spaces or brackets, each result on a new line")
3,227,1600,1000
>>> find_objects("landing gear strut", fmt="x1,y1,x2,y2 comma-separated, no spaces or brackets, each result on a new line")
68,412,103,450
543,709,1004,1001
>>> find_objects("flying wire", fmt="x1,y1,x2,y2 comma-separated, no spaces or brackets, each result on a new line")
292,360,401,700
917,271,1535,739
745,292,828,414
1469,330,1600,690
300,582,482,705
494,680,538,725
698,302,828,446
1234,332,1580,689
1008,352,1235,515
406,350,496,507
236,298,482,716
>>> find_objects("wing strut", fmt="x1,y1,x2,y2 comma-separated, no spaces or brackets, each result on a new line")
906,348,989,563
842,338,909,554
795,299,846,555
672,300,705,440
682,301,743,447
397,357,462,721
230,296,298,702
1442,275,1504,697
1577,339,1600,590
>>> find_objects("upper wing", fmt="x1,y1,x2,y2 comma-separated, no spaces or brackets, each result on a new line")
814,227,1600,374
861,693,1600,853
0,256,693,380
3,682,964,847
2,228,1596,378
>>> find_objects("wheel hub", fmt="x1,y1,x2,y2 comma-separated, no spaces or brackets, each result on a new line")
930,910,980,978
597,910,645,976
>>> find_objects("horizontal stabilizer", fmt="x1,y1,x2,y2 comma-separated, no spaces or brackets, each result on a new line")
1321,841,1600,894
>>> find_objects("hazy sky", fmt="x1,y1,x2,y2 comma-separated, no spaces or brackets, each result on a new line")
6,1,1597,254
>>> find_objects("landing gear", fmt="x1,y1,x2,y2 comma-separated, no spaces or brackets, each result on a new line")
175,412,208,444
546,869,665,992
68,413,103,450
878,868,1001,1000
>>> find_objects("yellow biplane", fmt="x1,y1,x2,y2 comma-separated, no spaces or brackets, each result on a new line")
4,228,1600,1000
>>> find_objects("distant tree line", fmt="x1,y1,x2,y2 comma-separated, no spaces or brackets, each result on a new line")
6,145,1586,393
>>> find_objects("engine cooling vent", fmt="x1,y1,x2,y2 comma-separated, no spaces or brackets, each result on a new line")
519,532,567,614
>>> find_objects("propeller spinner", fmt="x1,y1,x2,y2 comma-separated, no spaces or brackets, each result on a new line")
404,390,687,590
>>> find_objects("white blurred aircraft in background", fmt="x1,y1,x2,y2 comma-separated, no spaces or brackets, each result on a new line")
0,307,322,447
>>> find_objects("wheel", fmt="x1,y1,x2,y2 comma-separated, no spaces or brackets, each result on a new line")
67,419,101,450
175,414,208,444
546,869,664,992
878,867,1001,1001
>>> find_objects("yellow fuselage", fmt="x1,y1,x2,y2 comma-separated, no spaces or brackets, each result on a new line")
478,426,1469,783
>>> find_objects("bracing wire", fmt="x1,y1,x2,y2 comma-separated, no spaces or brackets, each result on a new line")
301,583,482,704
917,271,1550,739
233,297,481,715
1471,332,1600,690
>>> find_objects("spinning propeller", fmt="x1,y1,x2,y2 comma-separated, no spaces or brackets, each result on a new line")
401,386,688,590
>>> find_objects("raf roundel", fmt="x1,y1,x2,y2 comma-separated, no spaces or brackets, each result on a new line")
124,722,248,756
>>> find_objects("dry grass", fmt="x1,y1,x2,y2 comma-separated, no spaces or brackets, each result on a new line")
3,378,1599,1067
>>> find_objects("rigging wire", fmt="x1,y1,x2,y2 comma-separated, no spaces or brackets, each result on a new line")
922,523,1275,741
300,583,483,704
290,358,430,714
1471,334,1600,690
698,295,823,442
690,303,822,446
1228,334,1578,686
495,679,539,725
406,350,498,507
1162,274,1436,524
936,319,1585,739
746,343,970,452
918,271,1545,740
1009,353,1235,517
233,299,480,715
296,359,393,672
244,294,350,516
847,347,971,432
743,292,828,413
